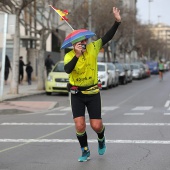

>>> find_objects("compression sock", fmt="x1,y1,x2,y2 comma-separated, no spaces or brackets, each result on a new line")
76,131,88,148
97,126,105,140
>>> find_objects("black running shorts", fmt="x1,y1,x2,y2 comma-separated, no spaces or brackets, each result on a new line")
70,92,102,119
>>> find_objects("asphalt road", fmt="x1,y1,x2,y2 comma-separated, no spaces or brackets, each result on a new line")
1,72,170,170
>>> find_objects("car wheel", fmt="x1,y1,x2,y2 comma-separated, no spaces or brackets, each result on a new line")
46,92,52,95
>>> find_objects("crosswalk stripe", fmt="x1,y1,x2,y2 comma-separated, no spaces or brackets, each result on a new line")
132,106,153,111
102,106,118,111
165,100,170,107
124,113,144,115
164,113,170,115
60,107,71,111
85,112,105,116
56,106,159,112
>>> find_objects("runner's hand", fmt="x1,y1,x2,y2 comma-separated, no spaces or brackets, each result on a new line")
74,42,84,58
113,7,121,22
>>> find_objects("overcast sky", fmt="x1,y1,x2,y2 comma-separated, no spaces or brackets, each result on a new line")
136,0,170,25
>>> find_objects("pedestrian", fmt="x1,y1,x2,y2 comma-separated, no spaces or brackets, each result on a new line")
4,55,12,85
158,59,164,81
45,54,55,76
64,7,121,162
19,56,26,84
26,61,33,85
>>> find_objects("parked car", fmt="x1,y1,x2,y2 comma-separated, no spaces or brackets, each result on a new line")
45,61,69,95
114,62,128,85
146,61,159,74
107,62,119,87
144,64,151,77
97,62,113,89
124,63,133,82
130,63,143,80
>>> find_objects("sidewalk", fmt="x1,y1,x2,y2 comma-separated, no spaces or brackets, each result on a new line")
0,81,58,113
2,81,45,101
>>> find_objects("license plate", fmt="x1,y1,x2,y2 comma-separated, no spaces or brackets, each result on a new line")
56,83,67,87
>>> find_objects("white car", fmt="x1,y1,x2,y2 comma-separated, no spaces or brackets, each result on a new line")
97,62,113,89
131,63,143,79
107,62,119,87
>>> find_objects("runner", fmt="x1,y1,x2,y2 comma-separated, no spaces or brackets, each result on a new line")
64,7,121,162
159,59,164,81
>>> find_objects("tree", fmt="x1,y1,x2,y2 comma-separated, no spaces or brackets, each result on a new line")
21,0,70,90
0,0,35,94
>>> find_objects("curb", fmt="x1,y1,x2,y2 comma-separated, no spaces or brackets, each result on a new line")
1,91,46,102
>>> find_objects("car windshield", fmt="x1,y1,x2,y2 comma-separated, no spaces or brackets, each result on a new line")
53,63,65,72
98,65,105,71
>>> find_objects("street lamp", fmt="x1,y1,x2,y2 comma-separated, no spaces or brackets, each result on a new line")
148,0,153,25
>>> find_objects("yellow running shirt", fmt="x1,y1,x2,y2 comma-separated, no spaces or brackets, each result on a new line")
64,39,102,87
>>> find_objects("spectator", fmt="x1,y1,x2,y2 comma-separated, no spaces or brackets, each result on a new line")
19,56,26,84
45,54,55,76
4,55,12,85
26,61,33,85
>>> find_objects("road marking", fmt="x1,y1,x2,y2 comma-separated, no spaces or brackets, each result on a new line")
164,101,170,107
85,112,105,116
132,106,153,111
46,113,67,116
54,106,65,110
2,123,170,126
124,113,144,115
164,113,170,115
0,139,170,144
60,107,71,111
59,106,118,111
102,106,118,111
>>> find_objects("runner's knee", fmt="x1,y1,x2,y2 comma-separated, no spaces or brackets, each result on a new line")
90,121,103,132
75,122,86,132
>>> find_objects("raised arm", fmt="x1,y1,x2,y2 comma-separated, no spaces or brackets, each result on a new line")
102,7,121,46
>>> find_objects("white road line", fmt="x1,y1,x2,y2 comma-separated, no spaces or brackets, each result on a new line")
60,107,71,111
0,139,170,144
46,113,67,116
124,113,144,115
164,101,170,107
164,113,170,115
2,123,170,126
60,106,118,112
102,106,119,111
53,106,65,110
85,112,105,116
132,106,153,111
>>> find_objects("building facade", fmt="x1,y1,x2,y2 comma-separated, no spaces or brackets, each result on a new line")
150,23,170,49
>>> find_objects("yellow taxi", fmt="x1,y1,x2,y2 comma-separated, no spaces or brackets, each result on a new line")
45,61,69,95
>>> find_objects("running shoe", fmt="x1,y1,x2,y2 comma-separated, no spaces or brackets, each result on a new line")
98,137,106,155
78,146,90,162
